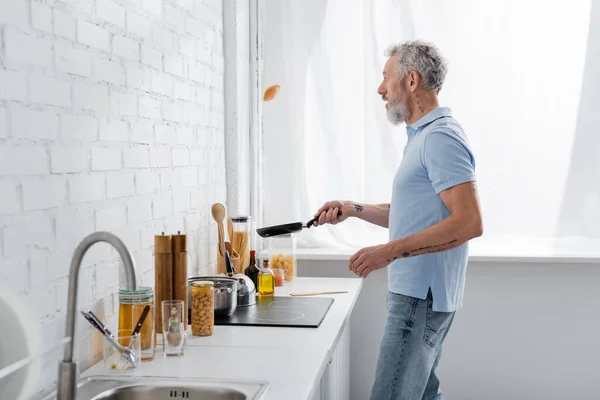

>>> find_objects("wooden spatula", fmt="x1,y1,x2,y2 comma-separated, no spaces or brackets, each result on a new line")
290,291,348,296
227,217,233,242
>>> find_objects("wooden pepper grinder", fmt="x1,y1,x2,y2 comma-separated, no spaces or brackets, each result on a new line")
154,233,173,340
172,231,188,326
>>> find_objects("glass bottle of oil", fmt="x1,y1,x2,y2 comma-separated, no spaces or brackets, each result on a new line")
258,259,275,296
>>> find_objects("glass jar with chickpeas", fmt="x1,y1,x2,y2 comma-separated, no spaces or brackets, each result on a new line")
190,281,214,336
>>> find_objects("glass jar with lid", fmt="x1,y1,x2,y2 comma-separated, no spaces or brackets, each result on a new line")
118,287,154,348
231,216,255,269
272,268,285,287
268,233,297,282
190,281,214,336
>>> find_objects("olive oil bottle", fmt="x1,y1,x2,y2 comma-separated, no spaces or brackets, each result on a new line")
258,259,275,296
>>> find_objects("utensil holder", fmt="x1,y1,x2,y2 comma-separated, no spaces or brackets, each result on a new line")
216,242,241,274
132,304,155,361
102,330,141,372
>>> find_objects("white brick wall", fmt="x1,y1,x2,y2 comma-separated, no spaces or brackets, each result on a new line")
0,0,226,396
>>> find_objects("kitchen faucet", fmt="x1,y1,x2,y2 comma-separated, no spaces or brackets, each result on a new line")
56,232,137,400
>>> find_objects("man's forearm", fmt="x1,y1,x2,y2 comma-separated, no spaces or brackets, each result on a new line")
387,213,482,259
348,202,390,228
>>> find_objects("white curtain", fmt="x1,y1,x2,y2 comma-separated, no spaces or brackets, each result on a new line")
261,0,594,249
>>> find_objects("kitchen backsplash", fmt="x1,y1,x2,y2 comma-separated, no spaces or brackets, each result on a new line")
0,0,226,396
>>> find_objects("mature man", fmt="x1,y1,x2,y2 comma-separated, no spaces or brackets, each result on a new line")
313,40,483,399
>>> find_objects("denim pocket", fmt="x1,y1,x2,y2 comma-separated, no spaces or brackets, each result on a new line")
423,307,454,348
386,292,419,331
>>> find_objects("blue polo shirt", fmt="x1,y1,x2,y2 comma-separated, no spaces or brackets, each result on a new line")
388,107,476,312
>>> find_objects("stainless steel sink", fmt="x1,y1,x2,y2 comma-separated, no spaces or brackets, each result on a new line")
42,376,270,400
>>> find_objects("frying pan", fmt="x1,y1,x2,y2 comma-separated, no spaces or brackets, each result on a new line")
256,210,342,238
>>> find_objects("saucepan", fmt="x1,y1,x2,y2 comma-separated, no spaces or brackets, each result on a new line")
256,210,342,238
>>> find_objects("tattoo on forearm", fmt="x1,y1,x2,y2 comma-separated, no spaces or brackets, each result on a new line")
402,239,459,257
413,239,458,251
353,204,364,212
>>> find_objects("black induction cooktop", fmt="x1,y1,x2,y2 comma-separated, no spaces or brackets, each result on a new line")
214,295,334,328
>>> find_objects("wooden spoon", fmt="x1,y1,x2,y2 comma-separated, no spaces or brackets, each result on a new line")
211,203,226,255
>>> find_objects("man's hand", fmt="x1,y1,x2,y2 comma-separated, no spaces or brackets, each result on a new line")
313,200,352,226
349,243,393,278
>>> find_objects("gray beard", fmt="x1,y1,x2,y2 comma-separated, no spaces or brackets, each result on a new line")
386,101,410,125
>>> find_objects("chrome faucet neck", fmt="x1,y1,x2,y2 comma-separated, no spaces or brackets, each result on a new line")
57,232,137,400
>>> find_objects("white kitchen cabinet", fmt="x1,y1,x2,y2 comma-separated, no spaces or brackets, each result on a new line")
308,380,322,400
309,319,351,400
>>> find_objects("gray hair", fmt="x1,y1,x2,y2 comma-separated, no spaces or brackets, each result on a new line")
385,40,448,94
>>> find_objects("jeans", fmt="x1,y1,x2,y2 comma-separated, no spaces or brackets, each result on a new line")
370,290,456,400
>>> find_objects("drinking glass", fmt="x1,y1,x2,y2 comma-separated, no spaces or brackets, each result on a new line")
102,329,141,372
132,303,155,361
161,300,185,356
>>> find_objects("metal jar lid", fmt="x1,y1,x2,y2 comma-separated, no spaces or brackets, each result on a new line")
118,286,153,304
231,216,253,223
192,281,215,288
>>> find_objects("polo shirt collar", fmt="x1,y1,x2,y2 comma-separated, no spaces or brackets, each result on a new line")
407,107,452,131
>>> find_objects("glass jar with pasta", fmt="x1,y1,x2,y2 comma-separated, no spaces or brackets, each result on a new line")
231,216,254,270
268,233,297,282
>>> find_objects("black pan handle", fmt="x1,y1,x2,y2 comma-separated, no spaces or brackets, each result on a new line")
306,209,343,228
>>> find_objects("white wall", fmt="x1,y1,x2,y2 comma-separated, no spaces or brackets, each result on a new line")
0,0,225,396
556,0,600,237
299,258,600,400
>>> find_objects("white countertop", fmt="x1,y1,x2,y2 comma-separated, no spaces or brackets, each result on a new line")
82,277,363,400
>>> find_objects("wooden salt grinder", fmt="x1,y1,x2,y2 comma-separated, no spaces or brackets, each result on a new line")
172,231,188,326
154,233,173,337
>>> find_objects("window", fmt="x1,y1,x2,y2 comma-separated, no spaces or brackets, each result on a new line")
258,0,597,249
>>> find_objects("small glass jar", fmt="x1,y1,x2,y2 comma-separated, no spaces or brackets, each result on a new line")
118,287,154,337
231,216,255,269
272,268,285,287
268,233,297,282
190,281,214,336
